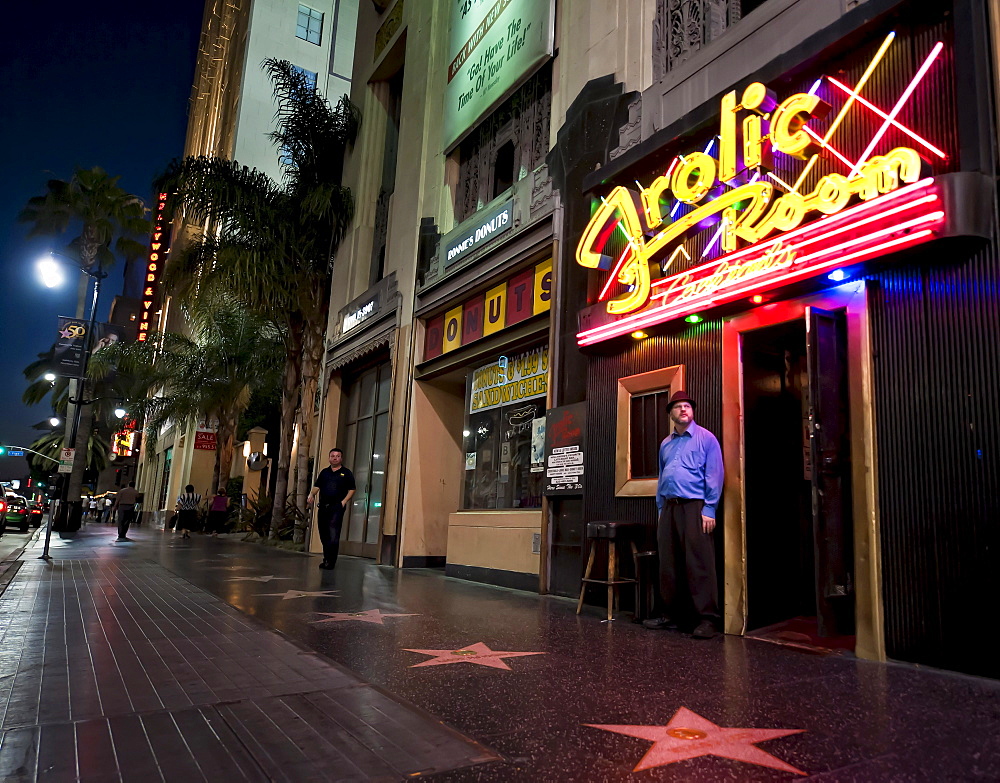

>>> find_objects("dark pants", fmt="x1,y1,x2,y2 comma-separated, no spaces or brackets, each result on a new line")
118,507,137,538
657,499,719,622
317,501,346,567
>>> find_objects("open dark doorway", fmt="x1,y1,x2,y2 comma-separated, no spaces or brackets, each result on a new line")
742,314,855,649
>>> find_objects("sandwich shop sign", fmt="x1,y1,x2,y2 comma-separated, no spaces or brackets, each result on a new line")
576,42,949,345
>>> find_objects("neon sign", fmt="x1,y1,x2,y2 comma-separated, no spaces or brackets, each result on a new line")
138,192,170,342
575,36,947,345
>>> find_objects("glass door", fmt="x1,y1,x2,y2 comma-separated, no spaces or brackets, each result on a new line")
340,362,392,558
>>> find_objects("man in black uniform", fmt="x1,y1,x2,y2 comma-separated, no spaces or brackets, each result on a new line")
307,448,356,570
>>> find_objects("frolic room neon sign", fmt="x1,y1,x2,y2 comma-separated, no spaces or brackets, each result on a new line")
575,37,948,346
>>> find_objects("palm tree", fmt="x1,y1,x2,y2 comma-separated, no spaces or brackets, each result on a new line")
19,167,150,517
22,346,122,478
158,59,359,537
90,295,284,491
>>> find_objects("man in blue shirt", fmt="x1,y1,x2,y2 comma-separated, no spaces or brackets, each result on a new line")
643,391,724,639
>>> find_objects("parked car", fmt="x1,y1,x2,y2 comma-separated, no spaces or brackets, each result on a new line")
28,501,46,528
3,495,30,533
0,495,6,535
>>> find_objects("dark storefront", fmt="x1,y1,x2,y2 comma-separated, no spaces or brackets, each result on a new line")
548,0,999,677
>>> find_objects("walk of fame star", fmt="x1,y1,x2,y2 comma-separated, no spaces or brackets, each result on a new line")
226,575,293,582
259,589,341,600
310,608,417,625
403,641,545,670
587,707,805,775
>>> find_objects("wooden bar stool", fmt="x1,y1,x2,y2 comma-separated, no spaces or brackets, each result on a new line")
576,520,641,620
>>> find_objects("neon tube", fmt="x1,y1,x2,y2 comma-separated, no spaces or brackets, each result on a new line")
650,177,935,286
650,212,942,315
579,226,938,345
701,220,728,258
792,32,897,192
579,196,943,344
599,244,633,300
768,172,796,192
804,126,854,170
581,218,940,344
826,76,947,159
849,42,944,177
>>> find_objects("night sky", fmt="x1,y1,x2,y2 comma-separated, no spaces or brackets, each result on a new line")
0,0,205,480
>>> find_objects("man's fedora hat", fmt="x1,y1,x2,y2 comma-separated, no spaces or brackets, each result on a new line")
666,390,696,411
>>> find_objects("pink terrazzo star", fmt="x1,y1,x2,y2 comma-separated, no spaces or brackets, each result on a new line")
310,609,418,625
259,589,341,600
587,707,805,774
404,641,546,670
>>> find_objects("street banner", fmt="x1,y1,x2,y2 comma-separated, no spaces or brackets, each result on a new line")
543,402,586,495
52,319,125,377
53,317,89,377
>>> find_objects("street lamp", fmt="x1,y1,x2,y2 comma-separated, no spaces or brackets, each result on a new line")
36,251,109,543
49,416,61,427
114,407,127,419
43,372,56,382
37,255,66,288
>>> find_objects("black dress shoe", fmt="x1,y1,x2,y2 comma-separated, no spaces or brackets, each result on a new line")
692,620,717,639
642,617,677,630
318,561,334,570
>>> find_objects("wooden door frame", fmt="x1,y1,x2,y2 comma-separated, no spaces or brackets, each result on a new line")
721,281,885,661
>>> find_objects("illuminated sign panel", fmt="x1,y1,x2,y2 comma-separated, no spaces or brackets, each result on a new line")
444,0,554,150
138,192,171,342
575,36,949,345
424,258,552,361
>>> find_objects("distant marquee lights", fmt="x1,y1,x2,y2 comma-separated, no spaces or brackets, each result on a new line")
138,192,170,342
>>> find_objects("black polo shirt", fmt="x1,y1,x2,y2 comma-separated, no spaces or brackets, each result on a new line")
314,466,356,504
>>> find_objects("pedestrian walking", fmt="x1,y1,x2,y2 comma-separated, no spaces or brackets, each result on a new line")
113,482,142,541
306,448,356,570
642,391,724,639
207,486,229,537
175,485,203,540
87,496,99,521
101,495,114,524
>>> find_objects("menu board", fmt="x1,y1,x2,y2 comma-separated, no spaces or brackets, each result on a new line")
543,402,586,495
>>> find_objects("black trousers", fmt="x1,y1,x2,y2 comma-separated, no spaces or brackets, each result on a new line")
118,507,136,538
657,499,719,621
317,502,346,567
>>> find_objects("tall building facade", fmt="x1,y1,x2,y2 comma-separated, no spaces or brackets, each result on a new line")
317,0,1000,679
137,0,358,518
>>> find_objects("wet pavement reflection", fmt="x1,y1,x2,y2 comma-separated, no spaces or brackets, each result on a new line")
16,523,1000,781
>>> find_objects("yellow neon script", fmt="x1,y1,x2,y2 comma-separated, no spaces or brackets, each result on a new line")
578,80,925,315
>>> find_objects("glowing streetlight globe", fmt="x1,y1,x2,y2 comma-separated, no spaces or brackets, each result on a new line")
37,256,66,288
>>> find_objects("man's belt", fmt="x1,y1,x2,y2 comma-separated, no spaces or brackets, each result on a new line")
663,497,699,506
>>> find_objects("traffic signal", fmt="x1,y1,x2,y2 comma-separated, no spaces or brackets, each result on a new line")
0,446,6,456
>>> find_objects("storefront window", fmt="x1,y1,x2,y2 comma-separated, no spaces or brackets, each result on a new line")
630,390,676,478
341,362,391,549
463,346,548,510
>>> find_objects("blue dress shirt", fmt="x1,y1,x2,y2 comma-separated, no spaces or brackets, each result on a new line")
656,421,724,518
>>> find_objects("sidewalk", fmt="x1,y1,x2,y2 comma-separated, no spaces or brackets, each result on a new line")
3,523,1000,781
0,525,492,781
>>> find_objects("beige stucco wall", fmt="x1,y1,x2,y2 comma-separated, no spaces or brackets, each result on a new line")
398,379,464,559
551,0,655,141
447,511,542,575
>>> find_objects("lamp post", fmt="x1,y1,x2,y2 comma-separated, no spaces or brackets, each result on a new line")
37,252,109,535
